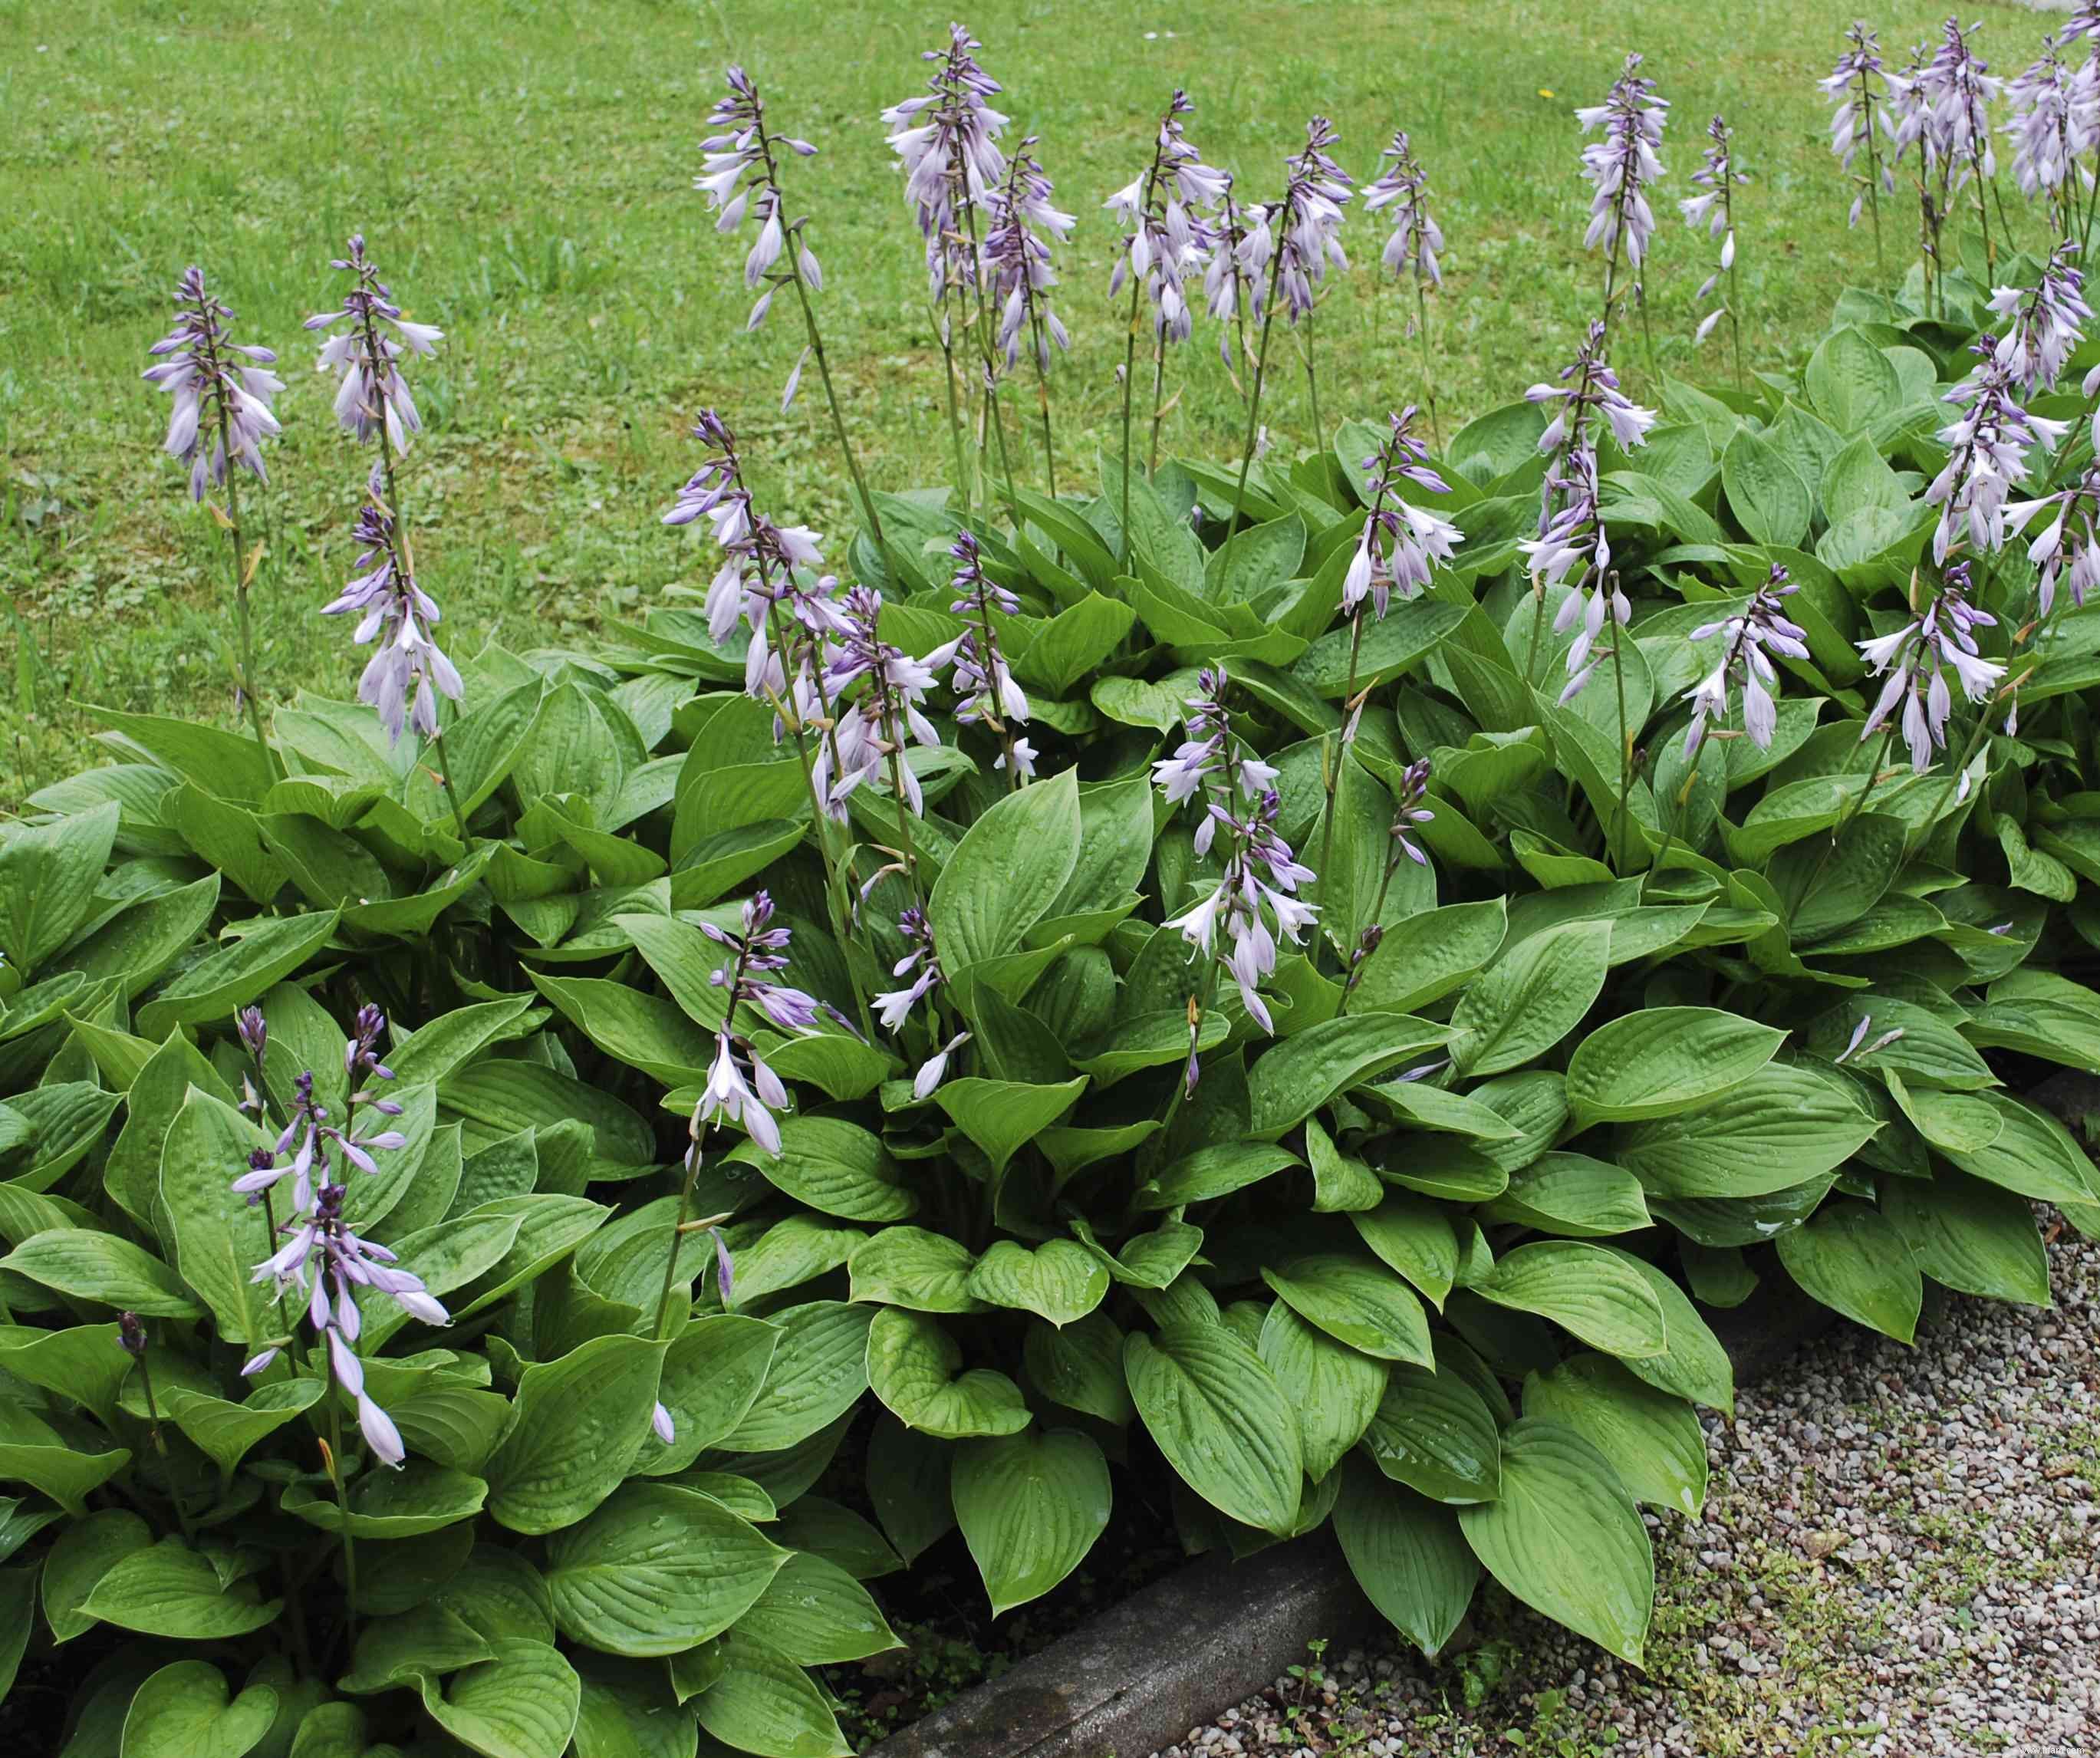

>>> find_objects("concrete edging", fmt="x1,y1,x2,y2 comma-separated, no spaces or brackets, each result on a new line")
864,1279,1838,1758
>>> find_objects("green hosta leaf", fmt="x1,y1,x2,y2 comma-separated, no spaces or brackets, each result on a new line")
725,1118,915,1223
1883,1170,2050,1306
1721,427,1812,548
485,1334,665,1533
867,1414,959,1563
1246,1014,1456,1138
929,767,1082,970
1124,1325,1304,1534
952,1427,1114,1615
729,1216,864,1309
772,1499,904,1582
1012,592,1140,695
933,1075,1088,1174
1262,1254,1434,1364
1774,1200,1922,1343
848,1227,983,1313
572,1655,699,1758
1258,1300,1388,1482
419,1638,581,1758
44,1507,152,1643
1614,1063,1878,1199
1346,899,1509,1015
1292,597,1467,696
281,1460,489,1539
1604,1250,1736,1414
1470,1242,1667,1358
440,1544,558,1645
966,1239,1110,1327
339,1601,495,1694
0,1321,131,1427
118,1659,278,1758
80,1537,281,1638
157,1088,275,1348
1523,1355,1707,1516
1024,1310,1136,1424
1450,918,1612,1076
867,1307,1030,1439
1305,1115,1383,1213
717,1302,874,1453
1481,1152,1652,1238
1350,1195,1461,1309
634,1314,781,1476
1803,995,1995,1092
736,1550,900,1663
1137,1142,1301,1208
0,1229,202,1318
1805,325,1904,430
1563,1008,1786,1124
1938,1093,2100,1207
65,873,222,999
545,1481,786,1658
694,1631,851,1758
1457,1418,1653,1667
162,1380,325,1482
1332,1457,1479,1658
136,908,342,1040
0,801,120,974
1360,1358,1501,1504
0,1435,130,1514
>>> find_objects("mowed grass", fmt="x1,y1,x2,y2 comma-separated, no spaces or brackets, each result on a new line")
0,0,2008,802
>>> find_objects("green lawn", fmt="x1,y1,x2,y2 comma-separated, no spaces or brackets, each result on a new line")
0,0,1998,800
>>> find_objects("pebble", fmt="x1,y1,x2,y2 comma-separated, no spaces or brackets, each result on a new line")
1150,1230,2099,1758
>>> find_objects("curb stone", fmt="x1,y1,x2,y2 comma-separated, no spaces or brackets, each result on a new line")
864,1282,1838,1758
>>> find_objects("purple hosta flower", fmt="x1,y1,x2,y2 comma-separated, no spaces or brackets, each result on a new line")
1108,91,1226,344
1858,562,2007,775
307,235,440,464
236,1005,268,1061
320,498,462,744
246,1181,446,1467
884,23,1009,305
1519,324,1655,700
1578,54,1670,272
1681,565,1812,754
1364,132,1443,289
1988,241,2089,397
1681,115,1745,344
2004,36,2090,223
874,908,968,1096
143,267,283,501
1926,334,2069,566
1833,1012,1907,1066
819,586,959,818
1924,18,1999,189
1272,117,1353,326
703,891,821,1035
1164,785,1318,1041
1345,409,1463,620
1387,756,1437,870
1203,181,1262,367
663,411,844,703
2005,456,2100,617
1822,25,1897,227
947,530,1032,772
1150,667,1279,808
983,138,1075,370
696,65,823,348
234,1065,407,1216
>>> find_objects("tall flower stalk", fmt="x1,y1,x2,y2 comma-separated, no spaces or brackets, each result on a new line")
1824,25,1894,274
1889,39,1946,314
1108,92,1226,555
698,66,892,571
1314,409,1461,950
663,410,877,1039
1682,114,1748,385
1338,757,1435,1015
308,236,469,838
948,531,1033,785
886,25,1010,519
237,1007,442,1657
1153,667,1314,1100
651,894,805,1341
2005,35,2088,245
1578,54,1670,374
144,268,283,768
1227,119,1351,539
1924,20,2004,284
983,137,1075,495
1364,133,1445,446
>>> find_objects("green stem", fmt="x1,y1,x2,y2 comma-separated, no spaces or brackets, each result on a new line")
1027,311,1059,496
212,401,275,771
1226,247,1289,543
1118,276,1143,567
939,327,973,522
322,1354,358,1660
1642,729,1704,897
1608,620,1634,874
653,1129,706,1341
1413,273,1440,449
1302,302,1324,449
1147,324,1168,474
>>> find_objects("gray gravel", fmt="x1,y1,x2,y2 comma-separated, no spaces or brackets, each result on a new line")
1153,1231,2099,1758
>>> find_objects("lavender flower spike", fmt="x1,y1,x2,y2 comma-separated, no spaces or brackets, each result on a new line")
1345,409,1463,620
1106,91,1226,344
1273,117,1353,327
1987,241,2089,398
143,268,283,500
884,24,1009,305
1681,565,1810,754
1822,25,1896,230
693,892,814,1154
1856,562,2006,775
1363,133,1443,288
820,586,960,817
320,499,462,744
1680,114,1747,348
1926,333,2068,567
1578,54,1670,274
983,138,1075,370
2004,35,2089,230
696,66,825,369
306,235,441,463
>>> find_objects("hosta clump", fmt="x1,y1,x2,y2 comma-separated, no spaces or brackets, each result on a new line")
9,35,2100,1758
